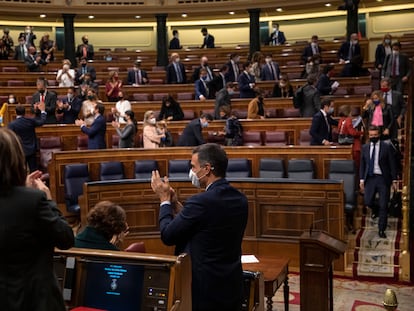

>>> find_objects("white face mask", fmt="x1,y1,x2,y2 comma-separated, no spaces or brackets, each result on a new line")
8,98,15,104
175,58,180,63
90,107,95,114
189,169,200,188
149,117,156,125
265,58,272,63
392,50,399,55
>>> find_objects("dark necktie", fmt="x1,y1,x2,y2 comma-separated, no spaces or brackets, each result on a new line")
384,92,388,105
368,143,376,177
269,63,276,80
392,56,397,77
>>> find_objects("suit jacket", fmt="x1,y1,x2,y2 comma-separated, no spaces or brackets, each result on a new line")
266,30,286,45
316,73,334,95
192,65,214,83
14,44,28,60
177,118,204,146
382,53,411,79
362,104,395,139
388,90,406,118
75,43,94,60
338,42,361,61
166,62,187,84
272,84,294,98
208,72,226,98
214,88,231,119
81,114,107,149
194,79,209,100
201,34,215,48
75,65,97,84
360,141,397,186
260,62,280,81
302,44,322,63
300,84,321,117
57,96,82,124
8,113,46,156
310,110,338,145
159,178,248,310
375,44,389,69
225,60,240,83
127,69,148,85
169,37,182,49
237,71,256,98
24,54,46,72
22,32,37,48
31,90,57,124
0,186,74,311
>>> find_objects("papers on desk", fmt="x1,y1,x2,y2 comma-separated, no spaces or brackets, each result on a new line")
241,255,259,263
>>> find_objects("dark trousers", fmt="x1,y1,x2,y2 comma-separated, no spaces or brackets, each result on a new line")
364,174,390,231
26,153,38,172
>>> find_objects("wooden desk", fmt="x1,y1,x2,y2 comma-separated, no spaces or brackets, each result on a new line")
243,256,290,311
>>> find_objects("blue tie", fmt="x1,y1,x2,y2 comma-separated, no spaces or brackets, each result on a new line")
368,143,376,177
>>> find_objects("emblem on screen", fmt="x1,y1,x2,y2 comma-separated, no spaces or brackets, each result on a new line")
110,279,118,291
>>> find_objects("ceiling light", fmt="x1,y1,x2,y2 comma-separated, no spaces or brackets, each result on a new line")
88,15,95,19
325,3,332,7
181,13,187,18
276,8,283,12
40,14,47,18
229,11,235,15
135,15,141,19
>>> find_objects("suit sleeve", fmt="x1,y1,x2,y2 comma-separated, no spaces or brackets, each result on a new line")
192,122,204,145
81,116,104,138
309,114,324,144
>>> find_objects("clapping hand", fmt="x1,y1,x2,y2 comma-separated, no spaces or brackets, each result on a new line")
151,170,171,202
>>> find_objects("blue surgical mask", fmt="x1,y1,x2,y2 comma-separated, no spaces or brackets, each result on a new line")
384,39,391,45
201,121,209,128
328,107,334,115
373,100,380,106
201,76,207,81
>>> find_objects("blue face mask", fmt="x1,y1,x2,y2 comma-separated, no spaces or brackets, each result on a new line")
201,76,207,81
373,99,380,106
201,121,209,128
328,107,334,115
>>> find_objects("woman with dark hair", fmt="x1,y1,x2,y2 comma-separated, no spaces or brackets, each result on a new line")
105,70,123,102
158,95,184,121
75,201,128,250
112,110,137,148
0,128,74,311
375,33,392,70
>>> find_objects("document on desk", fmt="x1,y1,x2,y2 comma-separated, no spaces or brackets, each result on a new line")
241,255,259,263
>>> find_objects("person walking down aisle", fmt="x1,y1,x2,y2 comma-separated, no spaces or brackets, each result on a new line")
151,143,248,311
200,27,215,48
0,128,74,311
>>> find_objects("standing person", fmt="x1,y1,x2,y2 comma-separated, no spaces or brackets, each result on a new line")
360,126,398,239
75,56,97,85
22,25,37,48
225,111,243,146
191,56,214,83
177,113,213,146
76,35,94,61
1,28,14,54
31,77,57,124
214,82,234,120
200,27,215,48
381,77,406,129
143,110,165,149
260,53,280,81
302,35,322,64
266,22,286,46
247,89,266,120
0,129,74,311
296,74,321,117
166,52,187,84
225,53,240,83
105,71,123,102
75,201,128,250
309,98,338,145
316,65,339,95
8,104,46,172
56,59,75,87
375,33,392,71
112,110,137,148
75,103,107,149
111,91,131,124
127,60,148,86
39,33,55,62
25,46,46,72
158,95,184,121
238,61,256,98
0,39,9,60
249,51,263,82
169,29,182,50
14,35,28,61
151,143,248,311
55,87,82,124
382,42,411,93
208,64,228,98
338,33,361,64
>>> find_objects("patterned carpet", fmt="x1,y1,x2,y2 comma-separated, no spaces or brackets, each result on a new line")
272,274,414,311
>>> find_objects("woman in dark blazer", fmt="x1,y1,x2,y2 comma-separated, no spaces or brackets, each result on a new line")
157,95,184,121
272,74,294,98
375,33,392,70
0,128,74,311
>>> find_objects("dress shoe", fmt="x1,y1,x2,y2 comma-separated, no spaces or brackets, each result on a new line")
379,230,387,239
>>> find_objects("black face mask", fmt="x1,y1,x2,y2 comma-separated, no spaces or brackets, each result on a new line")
82,63,87,67
123,117,128,122
83,40,89,44
39,89,45,94
370,137,379,144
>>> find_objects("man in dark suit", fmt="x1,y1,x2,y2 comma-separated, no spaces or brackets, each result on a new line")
302,35,322,63
21,25,37,48
14,35,28,61
310,98,338,145
225,53,241,83
151,143,248,311
191,56,214,83
166,52,187,84
265,22,286,46
25,46,46,72
316,65,339,95
75,56,97,85
8,103,46,172
55,87,82,124
381,78,406,129
31,77,57,124
75,35,94,61
200,27,215,48
237,61,256,98
208,64,228,98
177,113,213,146
382,42,411,93
169,30,182,49
75,103,106,149
260,53,280,81
360,126,398,238
194,69,210,101
338,33,361,64
127,60,149,85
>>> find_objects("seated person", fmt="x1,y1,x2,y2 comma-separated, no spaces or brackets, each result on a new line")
158,95,184,121
272,74,294,98
75,201,129,251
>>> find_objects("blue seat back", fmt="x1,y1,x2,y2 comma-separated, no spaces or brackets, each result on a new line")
64,164,90,213
227,158,251,178
135,160,158,179
259,158,285,178
287,159,314,179
100,161,125,181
